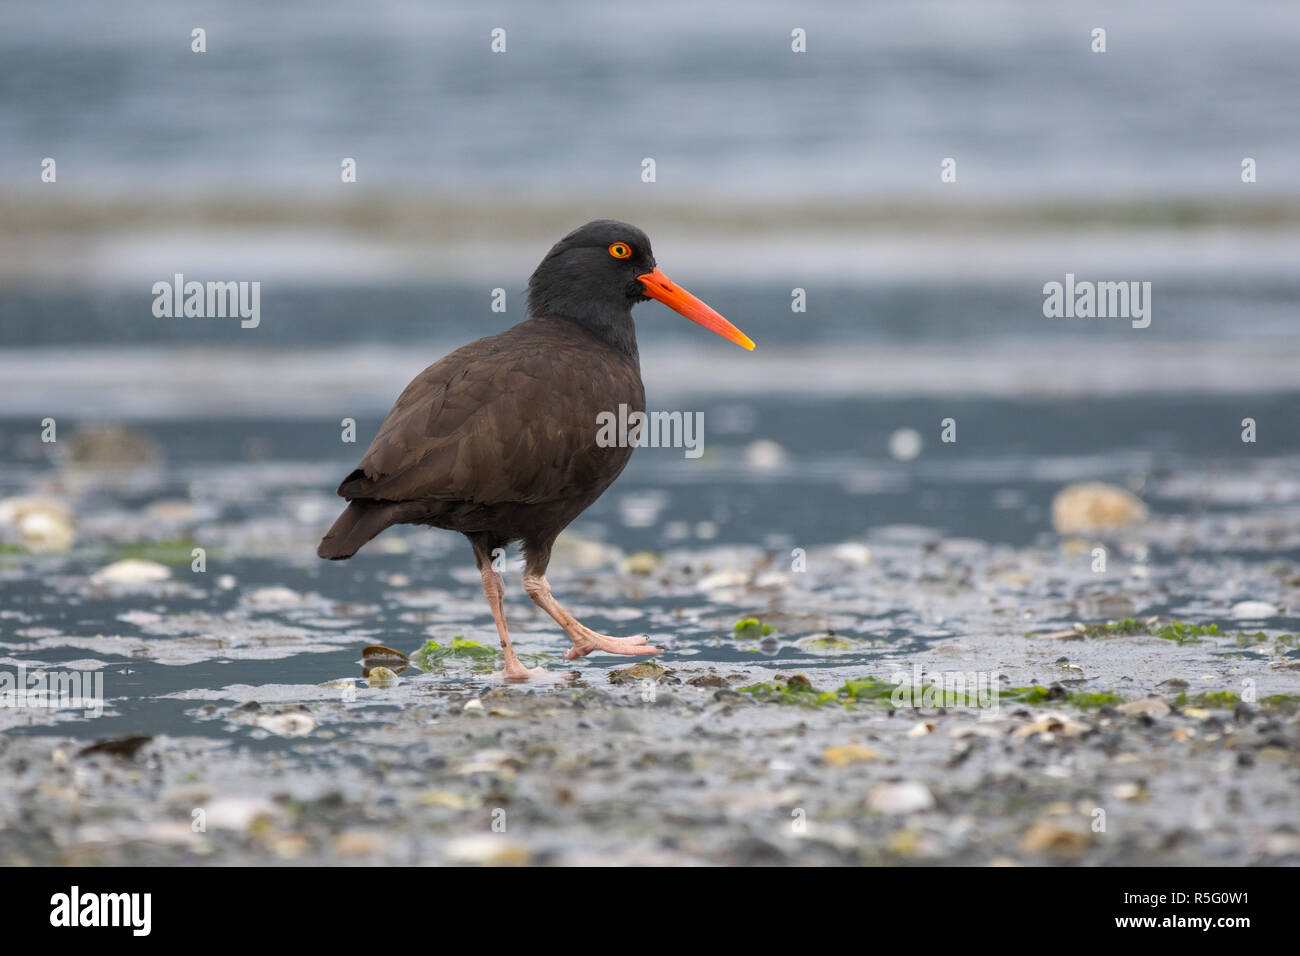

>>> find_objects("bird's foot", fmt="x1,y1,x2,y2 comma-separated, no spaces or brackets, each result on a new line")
489,661,550,681
563,632,662,660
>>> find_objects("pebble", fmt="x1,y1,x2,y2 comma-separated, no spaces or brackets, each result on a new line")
743,439,787,470
90,559,171,586
888,428,923,461
1231,600,1277,620
867,781,935,813
203,796,277,832
0,497,75,552
1051,482,1147,534
1013,713,1089,738
255,711,316,736
244,586,305,608
63,423,159,467
443,835,531,866
831,542,873,566
822,744,880,766
333,830,393,856
622,551,661,575
1117,697,1171,718
1019,820,1092,857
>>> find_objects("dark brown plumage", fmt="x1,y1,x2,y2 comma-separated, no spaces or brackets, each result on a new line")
318,220,753,679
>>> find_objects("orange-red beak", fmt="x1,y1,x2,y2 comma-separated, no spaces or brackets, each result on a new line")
637,268,755,351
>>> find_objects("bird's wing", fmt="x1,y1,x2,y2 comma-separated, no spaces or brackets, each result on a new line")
338,326,638,506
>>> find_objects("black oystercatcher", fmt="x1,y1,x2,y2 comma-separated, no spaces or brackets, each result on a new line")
318,220,754,679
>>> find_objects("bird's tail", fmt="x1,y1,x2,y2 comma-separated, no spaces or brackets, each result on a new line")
317,500,396,560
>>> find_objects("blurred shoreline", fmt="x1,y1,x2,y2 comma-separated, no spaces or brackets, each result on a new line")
3,342,1298,420
4,194,1300,286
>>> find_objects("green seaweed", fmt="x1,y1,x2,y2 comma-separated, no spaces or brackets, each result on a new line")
733,617,774,637
1235,631,1299,648
410,637,552,672
738,676,837,707
412,637,497,669
739,674,1130,712
1002,685,1054,705
1068,691,1125,709
1037,618,1259,647
1154,622,1219,645
1259,694,1300,713
1080,618,1147,638
117,538,204,566
1190,690,1240,708
837,676,898,701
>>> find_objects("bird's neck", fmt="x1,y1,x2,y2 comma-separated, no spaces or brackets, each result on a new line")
545,308,639,359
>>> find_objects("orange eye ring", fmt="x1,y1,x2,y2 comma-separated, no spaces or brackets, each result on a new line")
608,242,631,259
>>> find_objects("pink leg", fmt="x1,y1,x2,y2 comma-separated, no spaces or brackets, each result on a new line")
523,572,662,660
480,565,547,681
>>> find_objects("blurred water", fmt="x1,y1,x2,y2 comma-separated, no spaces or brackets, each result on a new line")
3,0,1300,198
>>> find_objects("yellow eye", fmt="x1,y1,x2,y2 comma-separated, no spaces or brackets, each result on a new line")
608,242,631,259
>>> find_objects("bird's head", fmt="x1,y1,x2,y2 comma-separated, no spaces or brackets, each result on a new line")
527,219,754,353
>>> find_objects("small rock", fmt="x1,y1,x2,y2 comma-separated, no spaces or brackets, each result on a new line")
1231,600,1277,620
686,674,729,688
90,559,171,586
77,735,153,759
367,666,399,688
333,830,392,856
0,497,75,552
907,720,936,738
1051,482,1147,534
1013,713,1089,738
1117,697,1171,718
63,422,159,468
822,743,880,766
454,749,520,776
608,661,677,685
204,796,276,832
255,711,316,736
606,710,641,733
743,439,787,470
696,569,749,591
888,428,923,461
1019,820,1093,856
830,542,873,567
444,835,531,866
416,790,472,809
144,499,195,521
551,532,622,571
244,586,305,608
622,551,662,575
867,781,935,814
